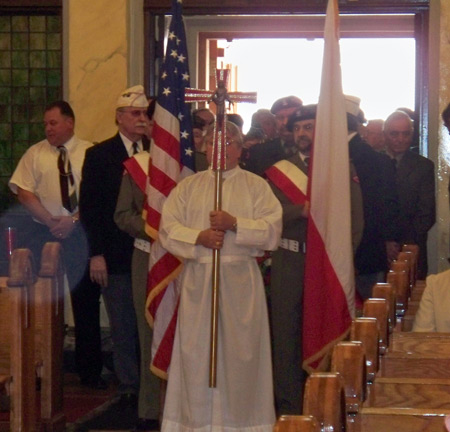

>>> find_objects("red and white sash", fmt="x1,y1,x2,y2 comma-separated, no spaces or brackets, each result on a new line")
123,151,150,193
265,159,308,205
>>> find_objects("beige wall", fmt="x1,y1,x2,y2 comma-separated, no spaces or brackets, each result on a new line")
64,0,128,144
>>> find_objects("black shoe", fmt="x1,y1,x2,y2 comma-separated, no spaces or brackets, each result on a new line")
134,418,160,431
80,376,108,390
116,392,138,410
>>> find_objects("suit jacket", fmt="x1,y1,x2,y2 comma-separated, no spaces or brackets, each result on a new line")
413,270,450,332
79,133,148,274
350,134,400,274
396,150,435,243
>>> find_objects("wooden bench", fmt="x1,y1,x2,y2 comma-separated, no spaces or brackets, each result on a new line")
273,415,320,432
0,249,36,432
390,332,450,356
371,283,396,334
303,372,347,432
34,242,65,432
350,317,379,383
363,298,389,354
331,341,366,414
0,243,65,432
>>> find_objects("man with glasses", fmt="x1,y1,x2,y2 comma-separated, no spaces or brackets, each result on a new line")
80,85,149,414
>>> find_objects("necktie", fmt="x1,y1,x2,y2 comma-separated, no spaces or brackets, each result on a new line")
132,142,139,155
57,146,77,212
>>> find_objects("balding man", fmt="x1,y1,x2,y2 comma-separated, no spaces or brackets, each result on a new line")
384,110,435,279
363,119,386,152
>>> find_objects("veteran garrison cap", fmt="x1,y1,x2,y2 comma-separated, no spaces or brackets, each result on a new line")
116,85,149,109
270,95,303,115
287,104,317,131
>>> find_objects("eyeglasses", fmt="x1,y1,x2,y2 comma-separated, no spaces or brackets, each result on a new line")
118,109,148,118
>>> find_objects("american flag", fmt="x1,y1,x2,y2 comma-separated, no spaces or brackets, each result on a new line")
144,0,195,379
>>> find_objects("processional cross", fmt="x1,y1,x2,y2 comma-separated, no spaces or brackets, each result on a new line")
185,69,256,387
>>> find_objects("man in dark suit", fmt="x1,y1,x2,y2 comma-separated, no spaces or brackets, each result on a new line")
345,96,401,300
384,110,435,279
79,85,149,413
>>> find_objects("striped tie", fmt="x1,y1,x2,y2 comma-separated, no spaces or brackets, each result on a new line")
57,146,77,212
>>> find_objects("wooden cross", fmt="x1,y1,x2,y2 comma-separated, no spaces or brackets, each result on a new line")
185,68,257,171
185,69,256,388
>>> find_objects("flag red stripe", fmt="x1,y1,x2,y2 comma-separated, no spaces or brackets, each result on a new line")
152,123,180,162
150,301,179,379
149,164,178,198
148,252,182,293
303,219,352,368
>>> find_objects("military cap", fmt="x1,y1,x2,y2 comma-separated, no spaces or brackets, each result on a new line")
287,104,317,131
270,95,303,115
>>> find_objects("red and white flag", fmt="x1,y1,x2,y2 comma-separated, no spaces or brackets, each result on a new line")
302,0,355,372
144,0,195,379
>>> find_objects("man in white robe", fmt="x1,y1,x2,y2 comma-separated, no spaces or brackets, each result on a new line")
159,121,282,432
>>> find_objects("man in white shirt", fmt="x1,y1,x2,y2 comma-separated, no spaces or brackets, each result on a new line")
9,101,105,388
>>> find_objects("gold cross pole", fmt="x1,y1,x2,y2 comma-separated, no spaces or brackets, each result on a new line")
185,69,256,387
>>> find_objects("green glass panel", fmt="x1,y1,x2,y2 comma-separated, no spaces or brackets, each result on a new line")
0,158,13,177
13,124,29,141
47,87,60,101
46,51,60,68
47,70,60,87
12,34,28,50
29,16,45,32
30,33,45,50
0,70,10,86
30,51,46,68
0,33,11,50
30,69,46,86
0,88,11,104
12,105,28,122
12,87,28,104
12,51,28,68
30,87,46,103
13,140,30,161
0,17,11,32
47,16,61,33
47,33,61,50
11,17,28,33
29,105,43,123
12,69,28,86
0,106,11,122
0,124,11,140
0,52,10,68
29,123,44,142
0,141,12,159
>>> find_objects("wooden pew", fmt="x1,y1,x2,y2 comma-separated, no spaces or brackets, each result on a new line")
34,242,65,432
273,415,320,432
390,332,450,356
350,317,379,383
386,266,409,317
331,341,366,414
363,298,389,354
371,283,396,334
0,249,36,432
303,372,346,432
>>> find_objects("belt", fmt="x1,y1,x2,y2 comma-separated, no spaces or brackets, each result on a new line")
279,238,305,253
134,238,151,253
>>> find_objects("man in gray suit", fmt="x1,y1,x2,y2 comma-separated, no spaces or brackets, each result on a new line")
384,110,436,279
